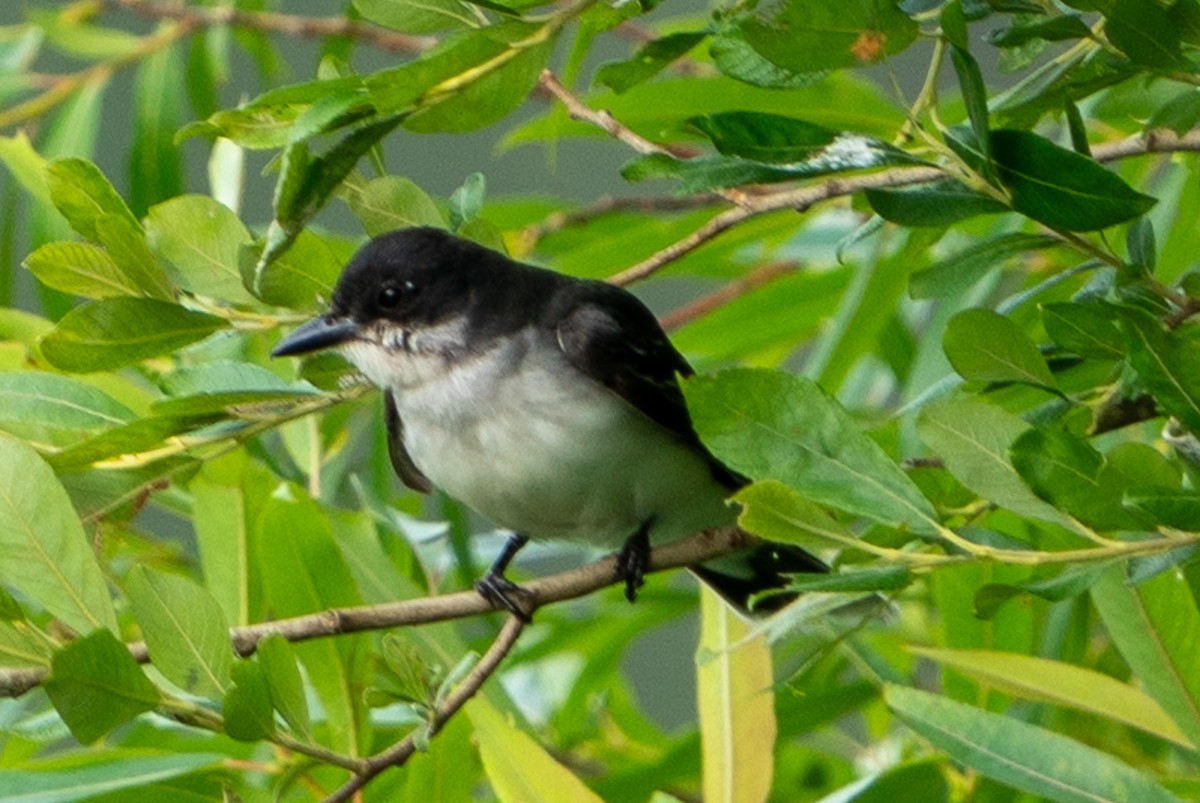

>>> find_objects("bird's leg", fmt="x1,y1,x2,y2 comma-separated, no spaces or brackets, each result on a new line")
475,533,532,621
615,522,652,603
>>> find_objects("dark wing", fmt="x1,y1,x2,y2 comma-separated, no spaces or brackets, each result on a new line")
384,391,432,494
554,285,744,490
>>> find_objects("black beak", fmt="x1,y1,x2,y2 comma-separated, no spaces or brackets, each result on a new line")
272,315,359,357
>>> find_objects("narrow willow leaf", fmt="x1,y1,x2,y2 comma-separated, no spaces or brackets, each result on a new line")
1092,566,1200,749
45,158,140,243
685,369,939,535
467,698,605,802
1010,427,1149,531
866,179,1007,227
0,753,222,801
916,396,1074,528
126,566,232,700
23,241,147,299
697,585,775,803
595,31,707,94
0,437,117,634
0,621,54,668
39,298,229,373
224,659,276,741
912,647,1193,748
44,629,160,744
991,129,1157,231
987,15,1092,47
909,233,1059,299
1115,305,1200,433
734,480,859,555
729,0,919,75
1104,0,1184,68
144,195,255,303
886,685,1182,803
1147,89,1200,135
344,174,444,237
46,415,216,471
1040,302,1124,360
0,371,134,449
354,0,474,34
129,44,185,216
943,308,1056,388
1124,487,1200,530
257,634,311,739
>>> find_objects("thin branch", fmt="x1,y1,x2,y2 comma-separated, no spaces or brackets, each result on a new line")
521,193,724,242
325,616,526,802
605,128,1200,285
102,0,436,54
659,260,799,330
0,527,752,698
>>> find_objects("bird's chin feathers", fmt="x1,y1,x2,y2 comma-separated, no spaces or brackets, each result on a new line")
340,316,470,390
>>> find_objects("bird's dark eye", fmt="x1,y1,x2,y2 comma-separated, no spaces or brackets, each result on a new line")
378,281,414,310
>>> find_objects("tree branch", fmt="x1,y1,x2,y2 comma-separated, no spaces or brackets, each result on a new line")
658,260,799,330
535,71,1200,286
325,615,526,802
0,526,751,698
102,0,436,54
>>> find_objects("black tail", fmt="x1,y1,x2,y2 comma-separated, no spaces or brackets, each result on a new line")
690,541,826,616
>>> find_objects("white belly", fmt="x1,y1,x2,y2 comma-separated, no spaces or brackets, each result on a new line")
384,334,734,548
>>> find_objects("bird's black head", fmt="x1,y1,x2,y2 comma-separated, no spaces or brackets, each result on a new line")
272,227,489,358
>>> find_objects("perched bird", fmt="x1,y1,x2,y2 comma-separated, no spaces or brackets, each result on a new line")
272,227,822,616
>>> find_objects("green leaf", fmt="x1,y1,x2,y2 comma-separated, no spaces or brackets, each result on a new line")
866,179,1007,226
784,565,913,593
47,415,215,471
727,0,919,76
1010,427,1149,531
1147,89,1200,135
39,298,229,373
1124,487,1200,530
991,129,1157,231
595,31,707,94
0,620,55,668
1115,305,1200,433
911,647,1193,748
344,174,445,237
697,586,775,803
257,634,311,739
126,566,232,700
249,229,347,309
223,659,275,741
144,195,255,304
909,233,1059,299
0,752,223,802
1104,0,1184,68
129,44,185,217
943,308,1056,388
468,697,605,803
917,396,1076,528
1040,302,1124,360
886,685,1183,803
354,0,474,34
734,480,860,554
44,630,160,744
45,158,140,243
0,436,117,634
23,242,151,300
449,171,486,230
1091,566,1200,749
685,368,939,535
986,15,1093,47
0,371,135,449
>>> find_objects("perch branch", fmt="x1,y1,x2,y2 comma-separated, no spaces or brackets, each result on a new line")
658,260,800,330
0,527,752,698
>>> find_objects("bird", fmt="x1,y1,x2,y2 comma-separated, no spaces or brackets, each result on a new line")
272,226,823,617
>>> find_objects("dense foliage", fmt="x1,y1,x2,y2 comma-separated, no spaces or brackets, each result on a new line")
1,0,1200,800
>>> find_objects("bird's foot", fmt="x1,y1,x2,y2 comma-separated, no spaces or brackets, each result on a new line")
475,572,533,622
614,525,651,603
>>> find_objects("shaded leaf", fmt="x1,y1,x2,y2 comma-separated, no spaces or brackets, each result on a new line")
44,630,160,744
1104,0,1184,68
0,752,222,802
596,31,707,94
1041,302,1124,360
866,179,1007,226
943,308,1056,388
39,298,229,373
224,659,275,741
1115,305,1200,433
0,436,117,634
258,634,311,739
910,233,1059,299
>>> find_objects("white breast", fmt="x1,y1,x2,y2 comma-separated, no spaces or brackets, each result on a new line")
346,328,734,548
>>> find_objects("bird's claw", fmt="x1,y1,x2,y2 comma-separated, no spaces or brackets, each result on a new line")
475,572,533,622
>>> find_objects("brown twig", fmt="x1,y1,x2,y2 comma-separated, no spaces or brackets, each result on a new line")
658,260,799,330
102,0,436,54
0,527,750,698
325,616,526,802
